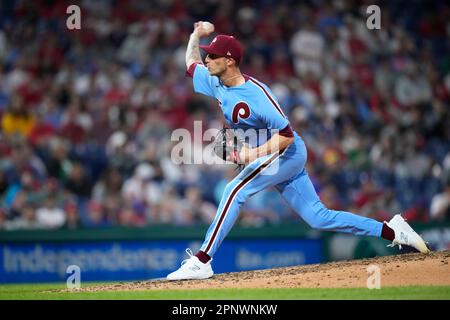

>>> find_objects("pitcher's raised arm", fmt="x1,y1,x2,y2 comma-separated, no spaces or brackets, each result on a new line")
186,21,215,68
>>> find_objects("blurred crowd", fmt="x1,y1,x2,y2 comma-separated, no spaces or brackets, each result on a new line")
1,0,450,231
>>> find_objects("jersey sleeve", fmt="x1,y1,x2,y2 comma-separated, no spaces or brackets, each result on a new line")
187,63,219,98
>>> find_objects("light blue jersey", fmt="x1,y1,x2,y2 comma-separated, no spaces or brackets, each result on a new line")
189,63,383,258
192,63,300,148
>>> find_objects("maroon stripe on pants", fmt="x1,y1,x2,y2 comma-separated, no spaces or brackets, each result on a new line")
205,153,279,254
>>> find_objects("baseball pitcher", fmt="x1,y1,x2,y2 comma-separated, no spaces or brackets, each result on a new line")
167,21,430,280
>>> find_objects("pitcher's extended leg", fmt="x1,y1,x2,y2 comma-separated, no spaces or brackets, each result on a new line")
277,169,383,236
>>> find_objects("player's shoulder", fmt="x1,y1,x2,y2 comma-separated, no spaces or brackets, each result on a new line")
246,76,277,102
246,76,273,94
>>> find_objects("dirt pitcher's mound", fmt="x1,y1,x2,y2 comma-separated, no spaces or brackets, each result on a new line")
81,250,450,292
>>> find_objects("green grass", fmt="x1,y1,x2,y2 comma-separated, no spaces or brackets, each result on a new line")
0,283,449,300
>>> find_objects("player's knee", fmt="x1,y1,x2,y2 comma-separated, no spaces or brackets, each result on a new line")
306,219,327,229
221,182,247,203
234,189,249,204
223,181,237,196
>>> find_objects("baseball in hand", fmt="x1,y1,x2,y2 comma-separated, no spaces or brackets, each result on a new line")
201,21,214,34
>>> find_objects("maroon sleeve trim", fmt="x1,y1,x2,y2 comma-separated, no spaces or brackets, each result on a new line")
279,124,294,138
186,62,199,78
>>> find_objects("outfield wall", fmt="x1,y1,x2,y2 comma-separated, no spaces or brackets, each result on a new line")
0,223,323,283
0,222,449,283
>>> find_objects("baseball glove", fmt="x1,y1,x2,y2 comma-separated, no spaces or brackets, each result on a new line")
213,128,245,169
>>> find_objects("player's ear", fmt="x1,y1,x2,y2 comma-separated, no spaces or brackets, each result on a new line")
227,58,236,67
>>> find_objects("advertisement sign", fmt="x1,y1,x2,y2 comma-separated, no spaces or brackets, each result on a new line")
0,239,323,283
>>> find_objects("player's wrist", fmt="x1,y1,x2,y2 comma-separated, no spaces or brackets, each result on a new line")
189,33,200,43
240,146,258,163
251,148,259,161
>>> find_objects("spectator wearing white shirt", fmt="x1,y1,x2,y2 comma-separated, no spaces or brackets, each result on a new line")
430,176,450,221
290,21,325,78
121,163,162,206
395,63,432,107
36,195,66,229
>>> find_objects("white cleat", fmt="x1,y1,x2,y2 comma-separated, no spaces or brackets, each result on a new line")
385,214,430,253
167,248,214,280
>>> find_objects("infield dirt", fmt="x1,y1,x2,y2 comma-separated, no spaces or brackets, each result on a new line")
79,250,450,292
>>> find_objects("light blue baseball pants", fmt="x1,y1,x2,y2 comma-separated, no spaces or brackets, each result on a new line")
200,136,383,257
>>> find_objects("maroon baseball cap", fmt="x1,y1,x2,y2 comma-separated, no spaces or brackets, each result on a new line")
199,35,244,63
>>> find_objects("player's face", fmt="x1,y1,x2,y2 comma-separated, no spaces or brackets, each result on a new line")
205,53,229,76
